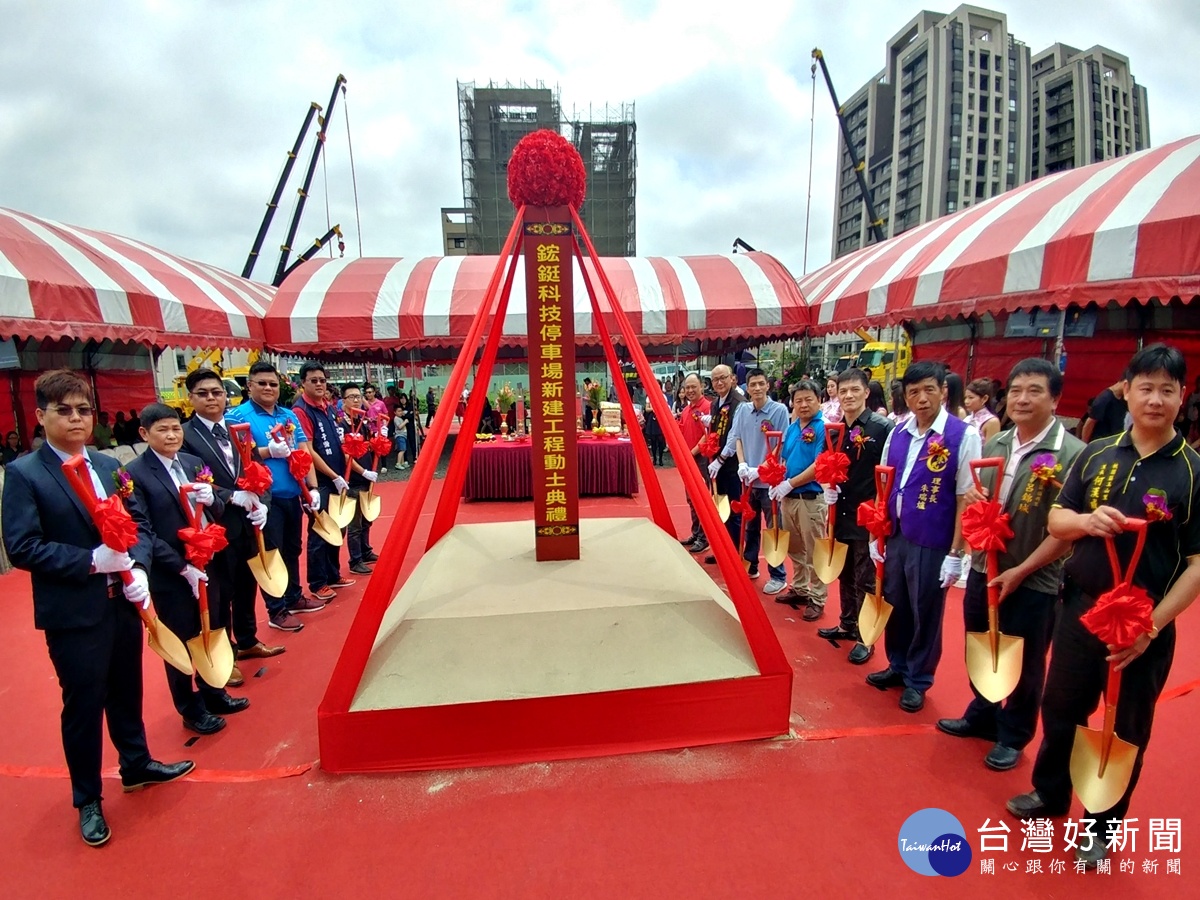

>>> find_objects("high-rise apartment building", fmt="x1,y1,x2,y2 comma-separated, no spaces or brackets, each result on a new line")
832,6,1032,259
1031,44,1149,178
455,81,636,257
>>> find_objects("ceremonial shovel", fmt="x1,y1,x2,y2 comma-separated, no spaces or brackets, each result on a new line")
857,465,895,648
326,456,357,529
1070,519,1148,814
360,413,388,521
271,425,343,547
812,423,849,584
62,456,193,675
710,480,731,524
761,430,790,568
964,457,1024,703
229,424,288,596
178,485,234,688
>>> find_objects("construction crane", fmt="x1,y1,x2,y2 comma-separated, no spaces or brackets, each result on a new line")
279,224,345,284
811,48,887,246
731,238,757,253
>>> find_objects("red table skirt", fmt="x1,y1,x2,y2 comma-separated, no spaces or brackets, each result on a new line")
464,437,639,500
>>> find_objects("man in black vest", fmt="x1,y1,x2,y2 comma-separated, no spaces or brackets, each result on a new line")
291,363,354,602
182,369,284,675
704,364,745,564
3,370,193,847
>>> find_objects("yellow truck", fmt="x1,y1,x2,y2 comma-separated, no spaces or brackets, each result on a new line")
851,329,910,385
160,348,245,417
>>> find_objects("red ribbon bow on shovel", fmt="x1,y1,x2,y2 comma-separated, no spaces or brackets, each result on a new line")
342,432,369,461
961,500,1014,553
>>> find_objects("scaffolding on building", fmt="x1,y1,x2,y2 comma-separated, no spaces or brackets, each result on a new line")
457,80,636,257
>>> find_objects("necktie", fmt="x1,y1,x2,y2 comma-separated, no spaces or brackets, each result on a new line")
171,458,197,516
211,421,236,473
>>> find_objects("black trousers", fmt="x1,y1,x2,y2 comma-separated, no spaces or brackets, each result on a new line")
684,453,711,542
347,489,374,563
882,532,949,692
744,486,787,581
153,587,225,720
961,568,1056,749
208,544,261,650
262,494,304,614
307,485,342,592
713,462,742,551
44,597,152,807
1031,582,1176,823
836,537,876,636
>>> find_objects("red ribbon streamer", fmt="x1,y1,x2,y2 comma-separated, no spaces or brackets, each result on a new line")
177,523,229,569
288,449,312,483
342,432,369,461
961,500,1014,552
729,496,754,517
815,450,850,486
856,501,892,539
1081,584,1155,649
758,455,787,487
95,495,139,552
237,460,273,496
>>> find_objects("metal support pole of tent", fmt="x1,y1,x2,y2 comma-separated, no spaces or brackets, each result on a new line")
966,317,978,381
889,324,900,390
1053,308,1068,372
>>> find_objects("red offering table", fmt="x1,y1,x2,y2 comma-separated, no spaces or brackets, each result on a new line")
464,435,638,500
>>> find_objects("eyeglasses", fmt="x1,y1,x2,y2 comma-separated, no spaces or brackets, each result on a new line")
47,404,94,418
191,389,226,399
251,381,280,388
306,378,327,384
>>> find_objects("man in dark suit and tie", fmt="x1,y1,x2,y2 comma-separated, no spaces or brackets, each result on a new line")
126,403,249,736
3,371,194,848
181,369,284,677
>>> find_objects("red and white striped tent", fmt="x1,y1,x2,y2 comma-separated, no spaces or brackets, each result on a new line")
264,252,807,354
0,206,271,348
800,135,1200,334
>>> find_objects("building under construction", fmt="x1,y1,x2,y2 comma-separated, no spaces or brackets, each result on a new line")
454,81,636,257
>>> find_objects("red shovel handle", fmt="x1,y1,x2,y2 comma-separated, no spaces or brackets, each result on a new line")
873,465,894,503
970,456,1005,496
62,455,132,587
1103,517,1148,586
825,422,845,453
764,429,783,458
229,422,254,465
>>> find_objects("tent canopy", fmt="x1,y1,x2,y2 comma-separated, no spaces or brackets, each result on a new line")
800,135,1200,335
264,252,807,353
0,206,272,349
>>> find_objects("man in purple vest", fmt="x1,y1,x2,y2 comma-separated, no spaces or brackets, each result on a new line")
867,361,982,712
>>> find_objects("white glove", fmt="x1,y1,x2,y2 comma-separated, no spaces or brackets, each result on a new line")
124,568,151,610
92,545,133,574
180,564,208,600
267,436,292,459
379,425,389,438
190,483,214,507
231,489,259,510
939,554,963,590
363,470,378,483
739,465,759,486
707,459,722,480
246,503,268,529
308,489,322,511
700,414,712,427
769,481,794,502
823,487,840,505
332,476,349,494
869,540,886,565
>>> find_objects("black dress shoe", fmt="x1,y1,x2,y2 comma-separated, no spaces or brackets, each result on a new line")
899,687,925,712
349,562,373,575
848,642,874,665
121,759,196,792
689,541,709,555
205,693,251,715
817,626,857,641
1075,839,1108,869
680,535,697,547
361,551,379,563
936,717,997,740
866,667,904,690
79,800,111,847
1005,790,1069,820
183,712,227,736
985,744,1021,771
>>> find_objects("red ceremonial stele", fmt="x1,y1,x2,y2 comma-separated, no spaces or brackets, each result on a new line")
513,130,584,561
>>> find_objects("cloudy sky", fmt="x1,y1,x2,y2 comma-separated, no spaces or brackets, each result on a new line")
2,0,1198,284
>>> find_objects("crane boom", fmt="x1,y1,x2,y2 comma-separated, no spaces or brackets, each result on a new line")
812,48,887,246
274,74,348,286
242,101,323,280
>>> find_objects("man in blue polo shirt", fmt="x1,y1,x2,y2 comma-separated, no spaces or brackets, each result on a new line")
770,379,830,620
226,362,323,633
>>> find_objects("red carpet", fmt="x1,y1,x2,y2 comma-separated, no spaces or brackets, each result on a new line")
2,472,1196,897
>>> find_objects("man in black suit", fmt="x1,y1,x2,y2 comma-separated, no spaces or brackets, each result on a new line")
126,403,249,736
3,371,194,848
181,369,285,678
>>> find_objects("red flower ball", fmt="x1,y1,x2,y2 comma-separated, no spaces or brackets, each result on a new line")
288,449,313,484
342,432,369,461
95,495,139,552
1081,583,1155,649
758,455,787,487
961,500,1014,553
507,129,587,210
237,461,274,497
856,500,892,539
815,450,850,486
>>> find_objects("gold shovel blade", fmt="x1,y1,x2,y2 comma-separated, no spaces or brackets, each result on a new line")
143,615,194,675
248,548,288,597
712,492,730,523
312,511,344,547
858,591,893,648
964,632,1025,703
327,492,357,529
187,630,235,689
1070,725,1140,813
763,527,789,568
813,538,849,584
359,489,382,522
